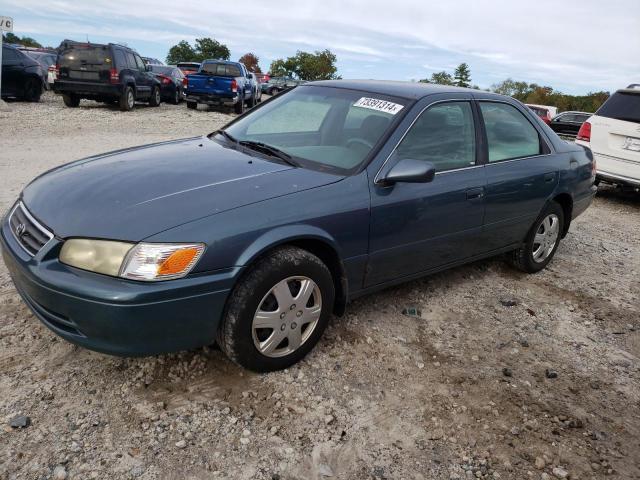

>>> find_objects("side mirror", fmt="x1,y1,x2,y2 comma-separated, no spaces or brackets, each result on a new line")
247,73,254,79
145,64,152,71
383,159,436,185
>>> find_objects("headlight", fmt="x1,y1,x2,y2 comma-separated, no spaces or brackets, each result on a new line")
60,240,205,281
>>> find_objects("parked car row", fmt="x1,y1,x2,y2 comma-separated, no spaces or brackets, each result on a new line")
261,76,306,96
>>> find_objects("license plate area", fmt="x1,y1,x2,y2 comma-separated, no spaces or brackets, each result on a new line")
622,136,640,152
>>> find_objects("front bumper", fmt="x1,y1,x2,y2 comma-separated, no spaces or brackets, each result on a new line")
185,93,239,106
1,215,237,356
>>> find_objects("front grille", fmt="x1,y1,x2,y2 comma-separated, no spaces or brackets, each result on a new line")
8,202,54,256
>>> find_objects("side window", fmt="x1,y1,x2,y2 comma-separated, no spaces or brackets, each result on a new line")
113,50,126,70
480,102,542,162
125,52,137,70
247,99,331,135
395,101,476,172
133,54,145,71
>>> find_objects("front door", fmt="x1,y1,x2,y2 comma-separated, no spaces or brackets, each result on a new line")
366,100,486,287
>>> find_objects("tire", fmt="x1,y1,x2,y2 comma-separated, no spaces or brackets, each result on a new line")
234,97,245,114
62,94,80,107
172,88,181,105
508,201,564,273
119,86,135,111
186,101,197,110
149,86,161,107
269,88,278,96
217,246,335,372
246,93,256,108
23,78,42,102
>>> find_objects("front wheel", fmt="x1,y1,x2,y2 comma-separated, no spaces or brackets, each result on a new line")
508,202,564,273
186,101,197,110
217,246,335,372
149,86,161,107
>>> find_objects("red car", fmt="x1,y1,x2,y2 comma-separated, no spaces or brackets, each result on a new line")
526,104,558,125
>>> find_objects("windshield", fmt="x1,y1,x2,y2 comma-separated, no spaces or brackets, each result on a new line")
221,86,409,174
201,62,242,76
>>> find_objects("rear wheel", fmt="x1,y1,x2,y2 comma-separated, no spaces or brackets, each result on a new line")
23,78,42,102
509,202,564,273
217,246,335,372
62,94,80,107
234,97,245,114
149,86,161,107
172,88,181,105
119,86,135,111
186,101,197,110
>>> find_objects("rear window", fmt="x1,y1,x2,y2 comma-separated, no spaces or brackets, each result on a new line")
596,92,640,124
150,65,173,75
201,63,242,77
59,46,112,68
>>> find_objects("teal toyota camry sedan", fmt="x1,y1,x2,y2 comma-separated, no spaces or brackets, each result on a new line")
1,80,596,371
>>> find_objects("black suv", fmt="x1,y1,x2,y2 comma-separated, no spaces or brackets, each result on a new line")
1,44,45,102
53,41,161,111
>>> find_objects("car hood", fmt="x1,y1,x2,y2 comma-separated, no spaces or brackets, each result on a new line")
22,137,342,241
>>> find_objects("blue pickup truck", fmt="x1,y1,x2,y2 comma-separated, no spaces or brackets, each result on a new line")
185,60,259,113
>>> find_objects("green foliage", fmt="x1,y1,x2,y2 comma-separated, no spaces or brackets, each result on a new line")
165,38,230,64
194,37,230,61
269,49,339,81
166,40,196,64
454,63,471,88
420,71,455,85
491,78,610,112
238,52,261,73
2,32,43,48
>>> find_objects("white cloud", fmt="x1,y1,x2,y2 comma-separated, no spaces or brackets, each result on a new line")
4,0,638,93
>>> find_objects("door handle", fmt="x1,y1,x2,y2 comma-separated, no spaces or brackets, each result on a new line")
466,187,484,200
544,173,556,183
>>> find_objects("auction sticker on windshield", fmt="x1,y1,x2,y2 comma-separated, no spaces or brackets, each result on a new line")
353,97,404,115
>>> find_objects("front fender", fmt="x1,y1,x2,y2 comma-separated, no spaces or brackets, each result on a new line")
235,224,342,267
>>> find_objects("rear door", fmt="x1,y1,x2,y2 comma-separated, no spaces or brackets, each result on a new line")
58,44,112,84
589,91,640,181
478,100,558,250
132,52,153,97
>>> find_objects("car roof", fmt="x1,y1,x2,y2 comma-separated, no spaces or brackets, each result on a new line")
308,79,502,100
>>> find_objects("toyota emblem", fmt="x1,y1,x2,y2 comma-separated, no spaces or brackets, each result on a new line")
15,223,26,237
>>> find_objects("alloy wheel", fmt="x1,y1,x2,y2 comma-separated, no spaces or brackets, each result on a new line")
532,214,559,263
252,276,322,358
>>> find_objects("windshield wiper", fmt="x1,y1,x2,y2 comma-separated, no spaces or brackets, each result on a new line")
238,141,299,167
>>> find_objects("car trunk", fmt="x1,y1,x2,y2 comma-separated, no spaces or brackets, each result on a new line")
58,45,112,83
188,74,235,96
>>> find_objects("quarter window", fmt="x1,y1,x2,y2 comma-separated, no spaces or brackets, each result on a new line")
395,101,476,172
480,102,542,162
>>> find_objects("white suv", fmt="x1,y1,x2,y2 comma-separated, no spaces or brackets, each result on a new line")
576,84,640,188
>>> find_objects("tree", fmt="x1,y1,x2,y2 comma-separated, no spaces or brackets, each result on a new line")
166,40,197,64
2,32,42,48
269,49,339,80
165,38,230,64
420,71,455,85
238,52,261,73
194,37,230,61
490,78,531,101
454,63,471,88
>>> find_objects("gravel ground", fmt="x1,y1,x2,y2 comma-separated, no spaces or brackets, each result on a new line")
0,93,639,480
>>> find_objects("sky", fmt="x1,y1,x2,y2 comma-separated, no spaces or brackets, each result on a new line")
1,0,638,95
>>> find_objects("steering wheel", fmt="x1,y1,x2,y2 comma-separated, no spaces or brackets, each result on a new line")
346,138,374,150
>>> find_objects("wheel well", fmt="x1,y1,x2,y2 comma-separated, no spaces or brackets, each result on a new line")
250,239,348,316
552,193,573,237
